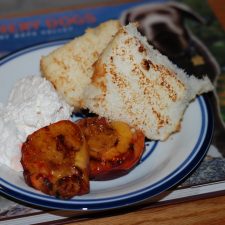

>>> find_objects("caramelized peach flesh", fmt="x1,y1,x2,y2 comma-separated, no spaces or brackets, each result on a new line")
76,117,145,180
21,120,89,199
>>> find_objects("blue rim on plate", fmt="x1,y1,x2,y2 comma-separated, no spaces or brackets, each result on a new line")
0,41,214,210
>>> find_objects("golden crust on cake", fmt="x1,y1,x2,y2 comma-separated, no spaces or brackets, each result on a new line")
40,20,121,110
83,23,213,140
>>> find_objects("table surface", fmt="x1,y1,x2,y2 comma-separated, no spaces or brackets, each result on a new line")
63,195,225,225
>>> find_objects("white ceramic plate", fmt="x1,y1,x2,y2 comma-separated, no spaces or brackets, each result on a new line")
0,41,213,210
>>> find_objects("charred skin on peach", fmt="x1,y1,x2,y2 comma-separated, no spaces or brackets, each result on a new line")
21,120,89,199
76,117,145,180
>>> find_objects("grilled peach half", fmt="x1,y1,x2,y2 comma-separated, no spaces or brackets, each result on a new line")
21,120,89,199
76,117,145,180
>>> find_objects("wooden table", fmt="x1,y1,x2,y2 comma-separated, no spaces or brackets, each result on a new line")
62,195,225,225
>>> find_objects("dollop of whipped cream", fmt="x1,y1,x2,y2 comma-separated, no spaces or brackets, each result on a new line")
0,76,73,171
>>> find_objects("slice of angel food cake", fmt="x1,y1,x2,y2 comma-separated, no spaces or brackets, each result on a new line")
83,23,213,141
40,20,121,111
